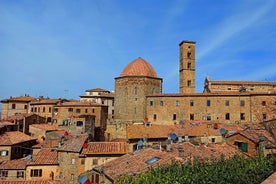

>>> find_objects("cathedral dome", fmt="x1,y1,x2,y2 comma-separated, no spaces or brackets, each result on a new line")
120,57,158,77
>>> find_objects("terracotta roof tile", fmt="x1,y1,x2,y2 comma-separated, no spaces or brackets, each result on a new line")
210,80,276,86
0,131,36,145
0,181,62,184
84,142,127,155
0,158,28,169
28,148,58,165
58,134,88,152
30,98,66,105
85,88,110,92
120,57,158,78
57,101,103,107
1,96,36,102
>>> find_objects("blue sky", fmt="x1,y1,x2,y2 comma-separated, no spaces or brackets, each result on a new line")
0,0,275,101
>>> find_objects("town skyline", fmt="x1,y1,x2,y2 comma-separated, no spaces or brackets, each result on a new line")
1,0,275,101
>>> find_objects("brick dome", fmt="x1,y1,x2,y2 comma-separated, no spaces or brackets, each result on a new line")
120,57,158,77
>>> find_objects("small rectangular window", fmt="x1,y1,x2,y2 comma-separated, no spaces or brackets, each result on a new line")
176,101,180,106
237,142,248,152
85,109,88,113
145,157,160,165
1,170,8,178
76,109,81,113
12,103,16,109
92,108,95,113
240,113,245,120
190,114,194,120
49,107,52,113
225,100,229,106
153,114,157,120
93,159,98,165
187,62,191,69
17,171,24,178
24,105,28,109
262,101,266,106
190,100,194,106
150,101,154,106
173,114,177,120
1,150,8,156
207,100,211,106
68,108,73,112
211,138,216,143
263,113,267,120
207,114,211,120
71,174,74,180
187,80,191,87
72,158,76,164
225,113,230,120
160,101,163,106
43,107,45,112
240,100,245,106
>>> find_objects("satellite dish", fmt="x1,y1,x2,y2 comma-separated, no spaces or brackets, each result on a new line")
137,140,143,147
170,133,177,141
220,128,226,136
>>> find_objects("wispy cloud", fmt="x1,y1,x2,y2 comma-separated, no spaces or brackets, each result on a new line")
197,0,274,60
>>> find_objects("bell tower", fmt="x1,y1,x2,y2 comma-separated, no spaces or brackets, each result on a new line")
179,40,196,94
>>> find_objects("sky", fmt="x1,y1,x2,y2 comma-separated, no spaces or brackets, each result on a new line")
0,0,275,101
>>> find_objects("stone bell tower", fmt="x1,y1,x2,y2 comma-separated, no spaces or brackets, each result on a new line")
179,40,196,94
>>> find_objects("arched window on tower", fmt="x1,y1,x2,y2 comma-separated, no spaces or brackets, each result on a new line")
187,52,192,58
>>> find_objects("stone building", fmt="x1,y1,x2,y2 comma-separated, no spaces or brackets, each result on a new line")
107,40,276,140
80,88,115,121
1,95,36,120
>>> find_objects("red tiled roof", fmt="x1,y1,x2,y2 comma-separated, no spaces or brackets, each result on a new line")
57,101,103,107
1,96,36,103
58,134,88,152
120,57,158,78
30,98,66,105
262,172,276,184
94,142,246,182
84,142,127,155
0,131,36,145
33,139,61,149
85,88,110,92
210,80,276,86
0,158,28,170
30,123,58,131
94,148,177,182
28,148,58,165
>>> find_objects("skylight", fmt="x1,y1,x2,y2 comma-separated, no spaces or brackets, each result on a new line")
145,157,160,165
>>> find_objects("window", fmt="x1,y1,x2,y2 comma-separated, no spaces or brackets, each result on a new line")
81,158,85,165
76,121,83,126
237,142,248,152
24,105,28,109
30,169,42,177
225,113,230,120
72,158,76,164
187,52,191,58
1,170,8,178
12,103,16,109
85,109,88,113
263,113,267,120
153,114,157,120
70,174,74,181
112,100,114,106
43,107,45,112
173,114,177,120
240,113,245,120
145,157,160,165
68,108,73,112
187,62,191,69
49,107,52,113
211,138,216,143
190,114,194,120
176,101,180,106
240,100,245,106
17,171,24,178
92,159,98,165
101,100,105,105
1,150,8,156
160,101,163,106
190,100,194,106
91,174,99,184
206,100,211,106
207,114,211,120
76,109,81,113
92,108,95,113
187,80,191,87
31,107,34,112
228,88,231,90
150,101,154,106
225,100,229,106
38,107,40,113
262,101,266,106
